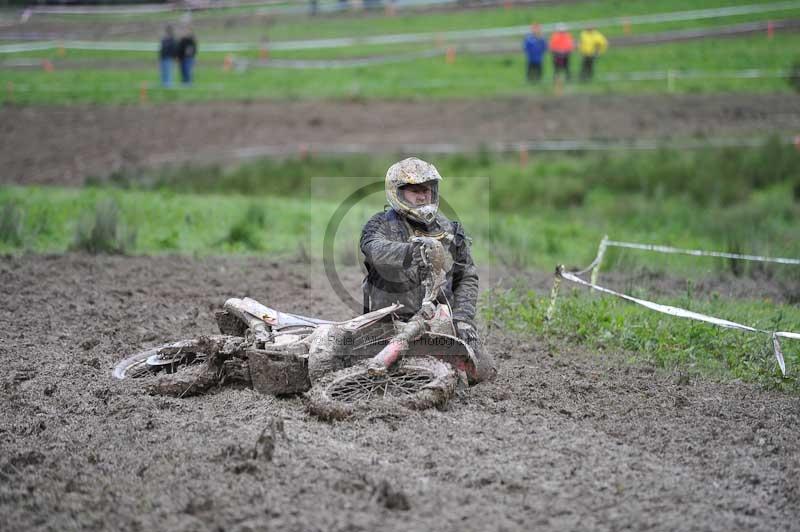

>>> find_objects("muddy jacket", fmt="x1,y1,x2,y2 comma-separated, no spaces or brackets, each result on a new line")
360,208,479,323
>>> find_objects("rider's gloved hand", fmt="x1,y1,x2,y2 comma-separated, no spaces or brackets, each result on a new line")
455,320,480,345
410,240,431,268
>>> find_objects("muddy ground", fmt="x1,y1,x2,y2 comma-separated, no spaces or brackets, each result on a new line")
1,254,799,531
3,93,800,185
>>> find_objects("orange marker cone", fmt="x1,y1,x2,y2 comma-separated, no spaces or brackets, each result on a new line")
519,147,528,168
503,0,512,10
623,18,632,35
445,46,456,64
767,20,774,40
42,59,54,72
259,46,269,60
139,81,148,103
223,54,234,72
57,43,66,57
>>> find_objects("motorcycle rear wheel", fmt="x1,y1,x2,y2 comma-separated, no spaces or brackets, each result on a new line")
113,335,243,396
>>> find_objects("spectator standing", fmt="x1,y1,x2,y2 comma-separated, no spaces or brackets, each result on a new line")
522,23,548,83
548,23,574,82
158,25,177,88
177,27,198,86
578,26,608,81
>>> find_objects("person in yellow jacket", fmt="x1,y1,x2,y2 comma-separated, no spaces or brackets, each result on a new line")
578,26,608,81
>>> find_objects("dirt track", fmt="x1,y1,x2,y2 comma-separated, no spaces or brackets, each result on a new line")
2,93,799,185
2,254,799,531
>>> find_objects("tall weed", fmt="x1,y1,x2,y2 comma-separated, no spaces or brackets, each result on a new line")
0,203,23,246
71,199,136,254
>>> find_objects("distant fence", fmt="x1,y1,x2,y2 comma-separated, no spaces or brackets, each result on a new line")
2,1,799,53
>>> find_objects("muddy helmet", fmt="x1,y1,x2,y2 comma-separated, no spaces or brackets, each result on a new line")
385,157,442,225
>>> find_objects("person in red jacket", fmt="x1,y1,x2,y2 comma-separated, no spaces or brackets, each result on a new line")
548,23,574,82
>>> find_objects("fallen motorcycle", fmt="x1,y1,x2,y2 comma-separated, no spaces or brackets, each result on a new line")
113,239,483,419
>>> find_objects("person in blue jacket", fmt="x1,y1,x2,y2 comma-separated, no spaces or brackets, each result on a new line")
522,23,548,83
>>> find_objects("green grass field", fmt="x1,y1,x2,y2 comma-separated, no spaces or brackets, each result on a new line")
4,140,799,270
6,0,797,41
2,33,797,104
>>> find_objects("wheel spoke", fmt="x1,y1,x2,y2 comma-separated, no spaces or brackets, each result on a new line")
327,366,437,404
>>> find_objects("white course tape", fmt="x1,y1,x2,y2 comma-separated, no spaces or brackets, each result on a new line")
556,267,800,375
604,240,800,266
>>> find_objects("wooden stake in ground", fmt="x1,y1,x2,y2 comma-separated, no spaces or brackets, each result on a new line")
519,147,529,168
554,76,564,97
623,18,632,35
139,81,148,103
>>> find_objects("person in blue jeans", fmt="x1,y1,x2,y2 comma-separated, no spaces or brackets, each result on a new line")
158,25,176,87
522,23,548,83
177,28,198,86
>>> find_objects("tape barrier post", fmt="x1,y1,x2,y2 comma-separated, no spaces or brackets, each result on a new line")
590,235,609,288
223,54,234,72
139,81,148,103
555,267,800,375
623,17,632,35
667,69,675,92
5,81,13,103
445,46,456,64
767,20,775,39
545,268,563,322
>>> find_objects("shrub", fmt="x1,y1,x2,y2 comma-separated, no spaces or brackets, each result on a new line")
216,204,267,251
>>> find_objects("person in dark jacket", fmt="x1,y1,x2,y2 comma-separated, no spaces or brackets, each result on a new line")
158,25,176,87
522,23,548,82
176,28,198,85
360,157,497,382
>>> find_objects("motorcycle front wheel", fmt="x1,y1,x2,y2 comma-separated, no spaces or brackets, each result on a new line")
306,356,458,420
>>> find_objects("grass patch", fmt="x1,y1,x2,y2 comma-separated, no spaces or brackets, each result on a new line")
481,284,800,391
0,203,23,246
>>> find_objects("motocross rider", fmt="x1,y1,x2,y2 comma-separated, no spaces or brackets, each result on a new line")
360,157,497,382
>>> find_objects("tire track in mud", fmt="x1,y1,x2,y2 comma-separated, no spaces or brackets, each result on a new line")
1,254,798,531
